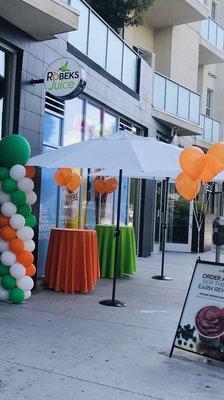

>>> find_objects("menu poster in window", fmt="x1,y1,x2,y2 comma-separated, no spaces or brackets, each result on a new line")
170,260,224,362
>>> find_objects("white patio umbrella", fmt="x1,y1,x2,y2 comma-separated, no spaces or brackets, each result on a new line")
29,130,182,306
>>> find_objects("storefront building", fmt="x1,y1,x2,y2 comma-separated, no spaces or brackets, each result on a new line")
0,0,222,279
0,0,172,278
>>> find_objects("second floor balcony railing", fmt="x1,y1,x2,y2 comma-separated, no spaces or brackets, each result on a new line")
153,73,201,125
68,0,139,92
200,115,221,142
197,0,207,6
201,17,224,52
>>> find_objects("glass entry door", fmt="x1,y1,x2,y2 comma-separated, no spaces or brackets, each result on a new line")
154,181,162,254
166,183,193,252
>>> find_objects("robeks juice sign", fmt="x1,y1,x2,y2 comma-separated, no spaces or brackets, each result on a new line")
44,58,86,100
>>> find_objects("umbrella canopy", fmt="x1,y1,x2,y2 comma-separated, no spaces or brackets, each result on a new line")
92,168,181,180
28,130,181,173
213,171,224,182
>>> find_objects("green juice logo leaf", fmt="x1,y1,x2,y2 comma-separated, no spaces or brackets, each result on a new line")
59,61,70,73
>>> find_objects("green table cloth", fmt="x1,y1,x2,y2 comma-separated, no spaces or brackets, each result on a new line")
96,224,137,278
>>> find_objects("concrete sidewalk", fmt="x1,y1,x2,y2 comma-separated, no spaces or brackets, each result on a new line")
0,251,224,400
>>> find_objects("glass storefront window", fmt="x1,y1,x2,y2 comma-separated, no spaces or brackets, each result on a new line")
44,113,62,147
0,50,5,137
37,162,59,276
38,113,63,275
104,112,117,136
63,98,84,146
85,103,102,139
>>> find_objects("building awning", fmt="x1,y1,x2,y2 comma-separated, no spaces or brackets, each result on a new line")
0,0,79,41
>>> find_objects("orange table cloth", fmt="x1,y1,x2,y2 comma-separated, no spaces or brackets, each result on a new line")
45,228,100,294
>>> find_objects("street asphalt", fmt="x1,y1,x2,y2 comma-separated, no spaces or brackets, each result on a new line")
0,250,223,400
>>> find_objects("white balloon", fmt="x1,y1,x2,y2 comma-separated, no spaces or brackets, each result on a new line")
24,290,31,300
24,240,35,252
17,226,34,241
10,165,26,181
10,263,26,279
18,178,34,193
17,276,34,291
1,251,16,266
10,214,25,230
0,286,9,301
1,202,17,217
0,192,10,205
26,191,37,205
0,238,9,252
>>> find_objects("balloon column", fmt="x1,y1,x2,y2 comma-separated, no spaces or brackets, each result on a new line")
176,143,224,201
0,135,37,304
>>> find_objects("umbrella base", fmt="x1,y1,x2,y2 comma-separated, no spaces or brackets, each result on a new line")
99,299,127,307
151,275,172,281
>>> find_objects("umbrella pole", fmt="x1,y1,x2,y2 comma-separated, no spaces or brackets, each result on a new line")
152,177,172,281
99,169,127,307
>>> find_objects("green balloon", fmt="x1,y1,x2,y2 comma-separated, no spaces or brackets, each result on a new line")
0,263,10,277
9,288,25,304
17,203,31,217
0,167,10,181
25,214,37,228
11,190,26,206
2,178,17,194
0,135,31,167
1,275,17,290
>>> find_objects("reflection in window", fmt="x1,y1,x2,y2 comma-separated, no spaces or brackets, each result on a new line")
104,112,117,136
167,183,190,244
64,98,83,146
85,103,102,139
44,113,62,147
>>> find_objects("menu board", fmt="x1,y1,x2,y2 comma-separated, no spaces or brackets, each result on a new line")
170,259,224,362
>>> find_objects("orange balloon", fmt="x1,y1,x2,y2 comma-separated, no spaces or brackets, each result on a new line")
179,147,206,181
206,154,223,175
198,164,215,183
1,226,16,241
175,172,201,201
54,168,73,187
17,251,34,268
105,178,118,194
9,239,25,255
0,215,10,228
66,173,82,192
25,166,36,178
94,179,106,194
26,264,36,277
207,142,224,166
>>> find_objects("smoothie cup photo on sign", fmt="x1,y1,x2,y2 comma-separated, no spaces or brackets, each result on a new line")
195,306,224,348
